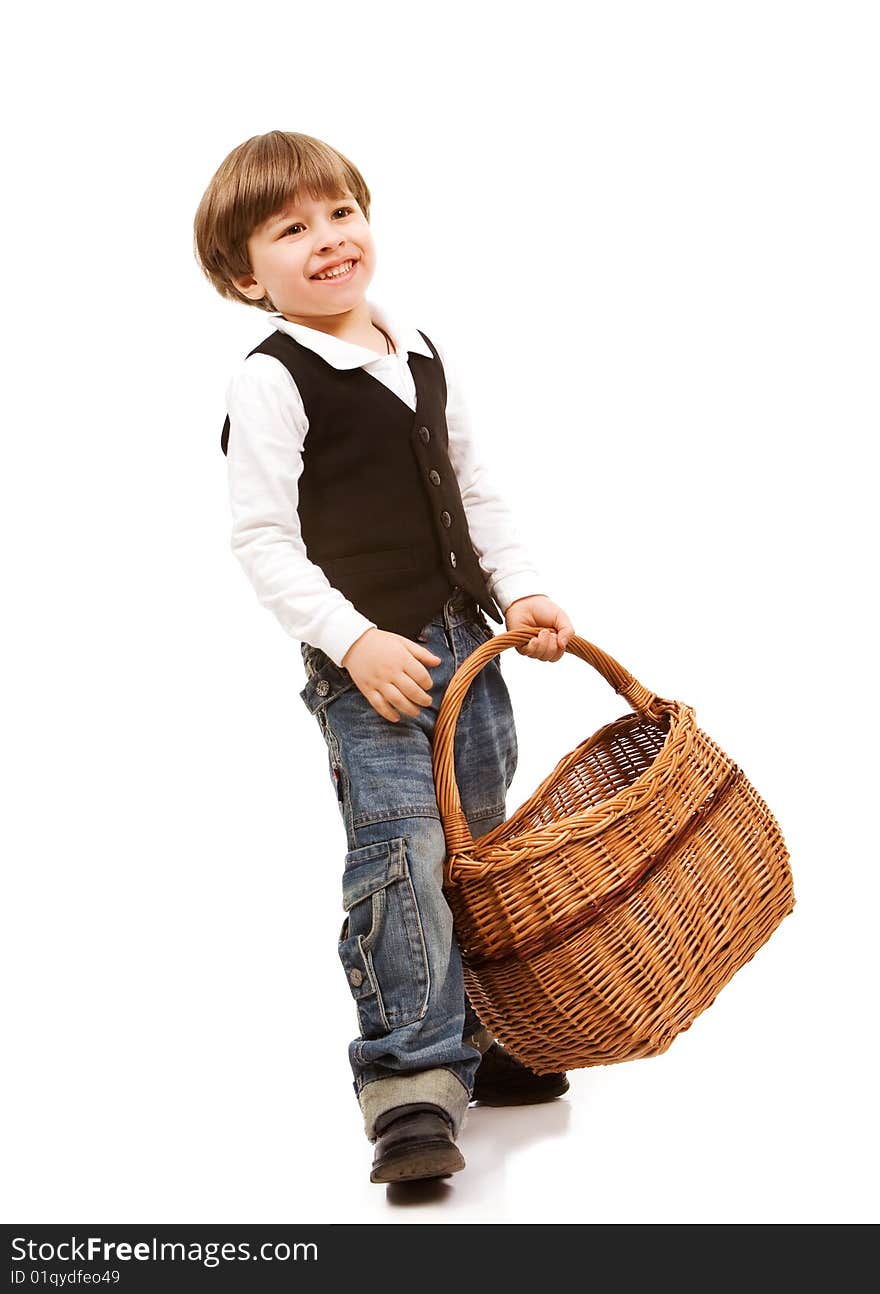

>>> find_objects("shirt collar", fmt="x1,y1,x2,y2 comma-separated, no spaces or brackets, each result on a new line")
266,300,433,370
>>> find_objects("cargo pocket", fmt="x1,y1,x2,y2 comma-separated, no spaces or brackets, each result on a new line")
337,837,431,1038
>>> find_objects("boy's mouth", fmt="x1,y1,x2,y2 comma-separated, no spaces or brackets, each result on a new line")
310,258,358,282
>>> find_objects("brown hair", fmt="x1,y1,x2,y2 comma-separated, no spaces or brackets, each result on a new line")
193,130,371,312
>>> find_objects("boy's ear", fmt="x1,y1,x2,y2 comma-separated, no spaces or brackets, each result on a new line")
233,272,267,302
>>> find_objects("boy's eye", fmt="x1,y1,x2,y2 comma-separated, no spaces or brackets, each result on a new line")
283,207,353,236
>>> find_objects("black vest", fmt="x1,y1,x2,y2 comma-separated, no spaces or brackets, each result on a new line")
221,329,504,640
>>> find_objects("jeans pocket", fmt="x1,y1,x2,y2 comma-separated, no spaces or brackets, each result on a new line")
458,615,498,713
298,650,355,716
298,648,354,812
462,614,495,649
337,836,431,1038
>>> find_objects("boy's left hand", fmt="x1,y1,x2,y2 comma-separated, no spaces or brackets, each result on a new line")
504,595,575,662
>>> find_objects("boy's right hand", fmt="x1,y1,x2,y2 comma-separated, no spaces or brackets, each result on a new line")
341,628,441,723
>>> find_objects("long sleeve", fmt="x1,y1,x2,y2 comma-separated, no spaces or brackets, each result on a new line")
225,354,377,666
433,339,546,613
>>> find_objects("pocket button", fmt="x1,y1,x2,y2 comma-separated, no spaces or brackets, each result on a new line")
349,967,363,987
316,679,330,697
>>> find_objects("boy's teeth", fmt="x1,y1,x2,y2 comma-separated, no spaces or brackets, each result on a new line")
314,260,354,280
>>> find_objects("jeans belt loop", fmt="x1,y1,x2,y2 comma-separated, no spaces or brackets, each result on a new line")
442,594,456,651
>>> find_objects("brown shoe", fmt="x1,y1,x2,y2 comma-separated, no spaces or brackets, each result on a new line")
370,1103,465,1184
472,1042,569,1106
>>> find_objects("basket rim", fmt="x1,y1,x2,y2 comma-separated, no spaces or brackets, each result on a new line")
446,697,697,880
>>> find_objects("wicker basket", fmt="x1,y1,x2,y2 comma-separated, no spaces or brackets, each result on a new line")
432,630,794,1073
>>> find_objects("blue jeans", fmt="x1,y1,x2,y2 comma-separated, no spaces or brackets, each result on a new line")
298,587,518,1141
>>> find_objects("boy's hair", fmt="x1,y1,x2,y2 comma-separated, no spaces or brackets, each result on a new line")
193,130,371,312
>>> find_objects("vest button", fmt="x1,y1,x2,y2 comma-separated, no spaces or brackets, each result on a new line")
418,426,431,444
316,679,330,697
441,510,452,527
429,469,441,486
349,967,363,987
449,550,457,568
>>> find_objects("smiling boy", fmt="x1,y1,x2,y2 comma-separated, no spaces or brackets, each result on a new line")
194,130,574,1184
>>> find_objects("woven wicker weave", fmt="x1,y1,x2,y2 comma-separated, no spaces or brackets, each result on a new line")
432,630,794,1073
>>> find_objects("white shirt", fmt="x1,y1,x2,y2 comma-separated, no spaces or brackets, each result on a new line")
225,299,544,666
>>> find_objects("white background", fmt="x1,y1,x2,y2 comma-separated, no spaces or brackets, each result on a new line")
2,0,877,1226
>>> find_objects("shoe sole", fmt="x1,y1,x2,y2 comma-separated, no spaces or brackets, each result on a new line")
370,1140,466,1184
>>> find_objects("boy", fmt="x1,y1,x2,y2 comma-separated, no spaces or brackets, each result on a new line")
193,130,575,1184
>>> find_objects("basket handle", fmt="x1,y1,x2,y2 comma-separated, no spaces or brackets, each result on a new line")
432,628,666,854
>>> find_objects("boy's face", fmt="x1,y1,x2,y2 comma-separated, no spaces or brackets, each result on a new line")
235,189,376,321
